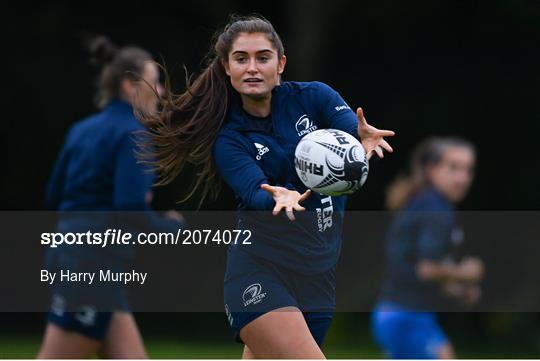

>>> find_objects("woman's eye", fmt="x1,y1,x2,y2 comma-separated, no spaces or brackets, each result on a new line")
258,57,269,62
236,57,247,63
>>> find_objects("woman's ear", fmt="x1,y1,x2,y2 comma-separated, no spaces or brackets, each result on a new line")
120,78,136,100
425,165,438,186
278,55,287,75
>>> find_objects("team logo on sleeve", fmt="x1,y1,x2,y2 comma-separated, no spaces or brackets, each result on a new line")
295,114,318,136
334,104,351,111
254,143,270,160
242,283,266,306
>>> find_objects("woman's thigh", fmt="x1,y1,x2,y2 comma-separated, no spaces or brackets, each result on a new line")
37,322,101,359
239,306,325,359
100,311,147,359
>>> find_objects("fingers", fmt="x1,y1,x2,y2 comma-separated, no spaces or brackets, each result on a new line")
356,107,367,125
286,205,295,221
298,189,311,202
293,204,306,212
367,151,373,160
380,139,394,153
374,146,384,158
260,184,275,195
377,129,396,137
357,107,396,140
266,186,309,221
273,204,304,220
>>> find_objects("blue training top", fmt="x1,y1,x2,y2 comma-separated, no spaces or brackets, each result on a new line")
380,186,463,310
47,100,153,211
46,100,179,258
213,81,359,274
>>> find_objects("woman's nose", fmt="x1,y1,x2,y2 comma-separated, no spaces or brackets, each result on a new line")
247,58,258,73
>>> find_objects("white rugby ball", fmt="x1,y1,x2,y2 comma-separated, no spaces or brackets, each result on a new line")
294,129,369,196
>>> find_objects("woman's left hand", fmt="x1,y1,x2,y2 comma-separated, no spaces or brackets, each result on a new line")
356,107,395,160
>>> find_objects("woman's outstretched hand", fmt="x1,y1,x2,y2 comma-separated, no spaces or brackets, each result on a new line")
261,184,311,221
356,107,395,160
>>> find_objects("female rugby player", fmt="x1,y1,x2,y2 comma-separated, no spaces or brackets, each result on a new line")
38,36,182,358
372,137,484,359
140,15,394,358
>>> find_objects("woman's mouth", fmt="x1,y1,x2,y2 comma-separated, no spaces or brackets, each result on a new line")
244,78,263,83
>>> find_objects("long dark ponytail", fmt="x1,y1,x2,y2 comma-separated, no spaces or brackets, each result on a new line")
138,15,284,205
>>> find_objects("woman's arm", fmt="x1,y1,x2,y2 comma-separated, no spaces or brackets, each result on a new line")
213,133,275,210
417,257,484,284
214,133,310,218
312,82,394,159
113,134,153,210
114,134,184,230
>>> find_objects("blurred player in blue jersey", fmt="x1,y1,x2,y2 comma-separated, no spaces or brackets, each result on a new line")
372,137,483,359
139,15,394,358
38,36,183,358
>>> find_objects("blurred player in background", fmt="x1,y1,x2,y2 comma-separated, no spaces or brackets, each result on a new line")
38,36,183,358
372,137,483,359
139,15,394,359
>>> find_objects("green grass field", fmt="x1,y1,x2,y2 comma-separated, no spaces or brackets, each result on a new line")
0,335,538,359
0,336,381,359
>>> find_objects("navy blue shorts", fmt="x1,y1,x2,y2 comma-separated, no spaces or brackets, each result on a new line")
371,302,449,359
224,247,335,346
45,249,130,341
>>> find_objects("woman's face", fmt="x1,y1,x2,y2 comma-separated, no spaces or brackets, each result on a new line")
429,146,476,203
125,62,164,113
136,62,164,113
224,32,286,100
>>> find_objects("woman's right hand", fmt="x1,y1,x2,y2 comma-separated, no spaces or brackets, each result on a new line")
164,209,185,223
261,184,311,221
442,281,482,305
458,257,485,283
